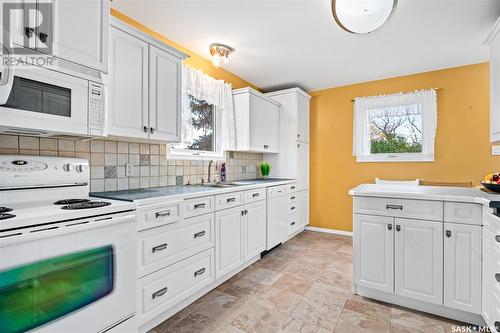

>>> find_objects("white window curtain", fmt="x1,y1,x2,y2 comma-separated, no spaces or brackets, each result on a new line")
352,89,437,161
180,65,236,151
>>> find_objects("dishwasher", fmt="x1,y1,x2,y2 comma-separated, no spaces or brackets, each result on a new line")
266,185,289,250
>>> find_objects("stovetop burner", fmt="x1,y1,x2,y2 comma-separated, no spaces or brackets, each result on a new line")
0,213,16,220
0,207,13,213
54,199,91,205
61,201,111,210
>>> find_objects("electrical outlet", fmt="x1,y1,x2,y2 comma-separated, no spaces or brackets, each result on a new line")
125,163,133,177
492,146,500,156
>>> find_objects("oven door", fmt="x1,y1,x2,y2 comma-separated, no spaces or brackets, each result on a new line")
0,66,89,136
0,212,137,333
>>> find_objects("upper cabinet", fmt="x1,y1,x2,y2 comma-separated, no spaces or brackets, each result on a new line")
3,0,109,73
107,19,187,142
486,17,500,143
233,87,281,153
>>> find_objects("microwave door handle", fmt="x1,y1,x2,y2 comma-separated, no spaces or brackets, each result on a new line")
0,35,14,104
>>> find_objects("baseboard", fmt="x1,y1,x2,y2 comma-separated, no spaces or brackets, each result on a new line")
305,226,353,237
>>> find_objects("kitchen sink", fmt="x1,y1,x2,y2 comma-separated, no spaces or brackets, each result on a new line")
201,181,256,188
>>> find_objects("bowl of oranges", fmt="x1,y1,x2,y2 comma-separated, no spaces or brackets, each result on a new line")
482,173,500,193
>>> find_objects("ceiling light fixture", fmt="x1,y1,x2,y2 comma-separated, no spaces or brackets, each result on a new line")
209,43,235,67
331,0,398,34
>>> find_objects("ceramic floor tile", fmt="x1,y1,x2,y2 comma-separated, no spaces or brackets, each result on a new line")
195,290,246,323
303,282,349,309
272,273,314,296
165,312,228,333
390,307,445,333
333,308,390,333
223,276,269,300
251,286,302,316
230,301,289,333
342,294,391,321
242,267,284,286
280,299,341,333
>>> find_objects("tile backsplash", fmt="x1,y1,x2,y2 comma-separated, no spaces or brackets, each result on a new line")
0,135,263,192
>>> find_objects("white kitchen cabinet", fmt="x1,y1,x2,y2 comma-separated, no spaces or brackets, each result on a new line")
395,218,443,305
233,87,280,153
444,223,482,314
486,18,500,143
353,214,394,293
297,189,309,228
244,200,267,261
148,45,182,142
215,206,244,278
296,92,310,143
107,19,187,142
296,141,309,192
2,0,109,72
108,26,149,139
483,212,500,332
51,0,109,72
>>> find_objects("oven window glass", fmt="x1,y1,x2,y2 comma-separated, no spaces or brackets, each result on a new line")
2,76,72,117
0,245,114,333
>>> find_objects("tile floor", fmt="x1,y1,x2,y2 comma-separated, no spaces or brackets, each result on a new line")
149,231,468,333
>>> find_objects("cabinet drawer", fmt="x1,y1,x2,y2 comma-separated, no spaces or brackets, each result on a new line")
138,248,214,323
244,188,266,203
289,183,298,193
289,202,298,215
185,196,214,218
288,214,300,235
138,200,183,231
215,192,244,211
289,193,297,203
354,197,443,221
138,213,214,277
444,202,481,225
267,185,288,198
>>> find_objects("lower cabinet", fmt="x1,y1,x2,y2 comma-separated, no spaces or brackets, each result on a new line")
483,226,500,332
297,189,309,228
394,218,443,305
354,214,394,293
244,200,267,261
215,206,244,278
444,223,482,314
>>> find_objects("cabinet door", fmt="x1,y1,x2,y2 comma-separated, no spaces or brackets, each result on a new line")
483,228,495,329
296,141,309,191
50,0,109,72
148,45,182,142
244,200,266,261
265,101,280,153
108,27,149,139
248,94,270,152
353,214,394,293
0,0,35,49
296,94,310,143
297,190,309,228
444,223,481,314
215,206,244,278
395,218,443,305
491,36,500,143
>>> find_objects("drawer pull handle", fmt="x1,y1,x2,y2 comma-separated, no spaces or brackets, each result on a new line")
291,206,296,210
227,197,236,203
152,243,168,253
155,210,171,218
252,193,260,198
291,186,296,190
396,224,401,232
194,268,206,277
496,235,500,243
445,230,452,238
387,224,392,231
496,274,500,283
386,205,403,210
152,287,168,299
194,231,206,238
194,203,206,209
290,196,296,200
291,221,296,226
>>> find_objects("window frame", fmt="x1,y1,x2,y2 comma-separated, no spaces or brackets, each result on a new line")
353,90,436,163
168,96,225,160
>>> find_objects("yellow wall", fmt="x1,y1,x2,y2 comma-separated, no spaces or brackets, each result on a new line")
111,9,259,90
310,63,494,232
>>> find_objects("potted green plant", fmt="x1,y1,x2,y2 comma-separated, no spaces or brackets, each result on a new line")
260,162,271,179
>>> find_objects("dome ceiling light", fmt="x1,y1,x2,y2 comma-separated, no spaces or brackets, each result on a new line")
209,43,235,67
331,0,398,34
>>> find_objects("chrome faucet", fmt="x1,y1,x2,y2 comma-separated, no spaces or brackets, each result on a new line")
207,160,214,183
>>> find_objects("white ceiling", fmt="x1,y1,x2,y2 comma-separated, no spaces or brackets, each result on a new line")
112,0,500,92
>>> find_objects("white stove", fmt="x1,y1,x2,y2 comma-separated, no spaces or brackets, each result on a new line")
0,155,138,333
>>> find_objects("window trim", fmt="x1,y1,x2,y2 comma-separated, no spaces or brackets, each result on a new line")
353,89,436,163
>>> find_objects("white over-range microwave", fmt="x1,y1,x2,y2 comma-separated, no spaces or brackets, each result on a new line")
0,61,106,137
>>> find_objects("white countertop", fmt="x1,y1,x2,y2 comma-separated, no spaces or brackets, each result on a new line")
349,183,500,207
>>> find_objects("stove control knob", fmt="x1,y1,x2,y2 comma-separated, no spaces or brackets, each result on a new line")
75,164,86,173
63,163,74,172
